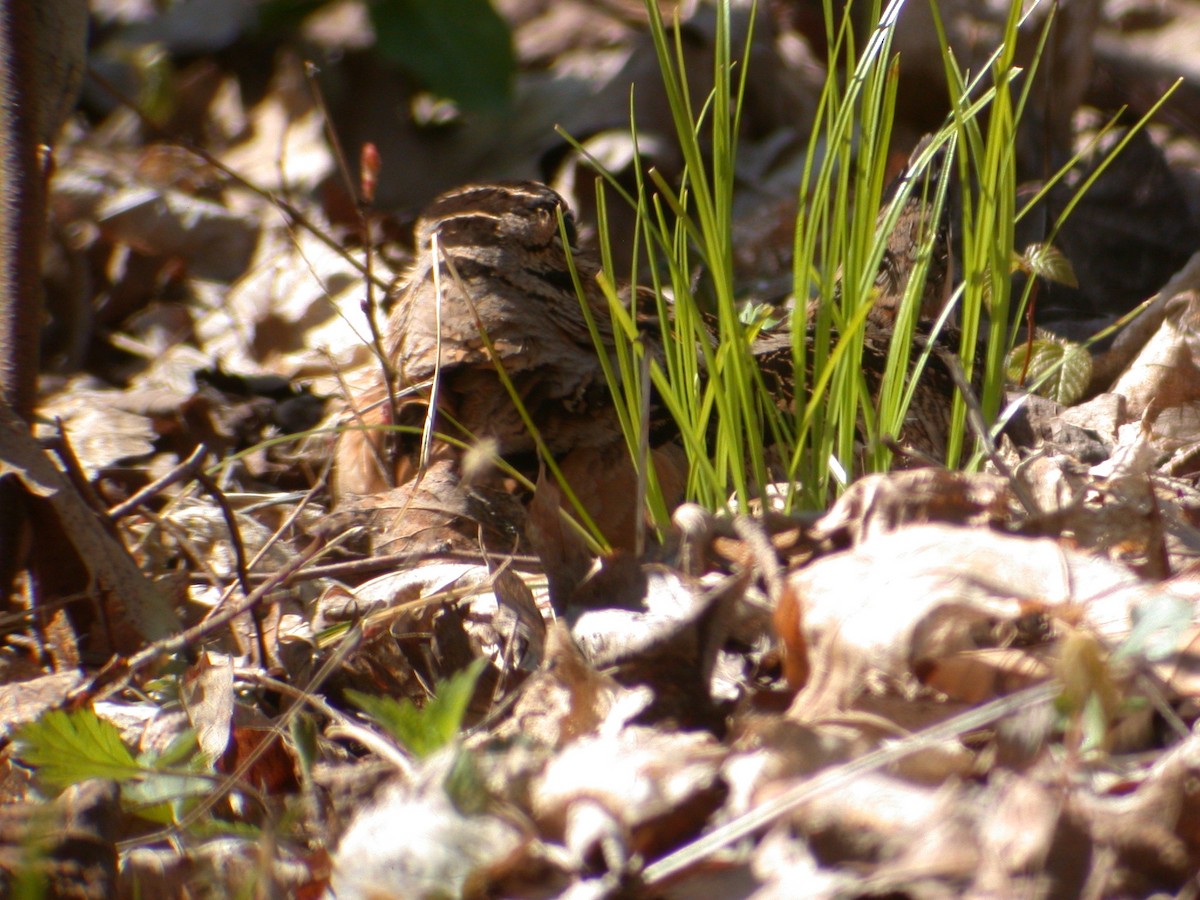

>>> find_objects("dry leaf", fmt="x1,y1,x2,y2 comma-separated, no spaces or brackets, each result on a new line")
180,652,235,763
784,524,1193,706
506,622,639,749
330,752,530,899
812,469,1014,548
531,726,726,870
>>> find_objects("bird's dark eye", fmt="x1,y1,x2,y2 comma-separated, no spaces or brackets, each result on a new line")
535,201,577,248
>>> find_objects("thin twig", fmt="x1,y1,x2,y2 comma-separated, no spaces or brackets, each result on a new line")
247,549,543,584
242,459,330,575
141,507,228,593
118,623,374,850
641,681,1061,886
193,469,252,599
91,61,406,490
237,666,414,776
49,418,114,520
107,444,208,520
78,536,327,702
304,61,401,478
941,352,1040,515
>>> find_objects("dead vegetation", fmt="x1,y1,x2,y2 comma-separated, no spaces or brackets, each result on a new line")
3,1,1200,897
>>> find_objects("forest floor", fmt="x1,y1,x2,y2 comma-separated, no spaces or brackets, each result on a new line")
4,1,1200,897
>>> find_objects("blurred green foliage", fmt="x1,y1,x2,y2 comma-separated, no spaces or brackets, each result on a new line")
259,0,515,112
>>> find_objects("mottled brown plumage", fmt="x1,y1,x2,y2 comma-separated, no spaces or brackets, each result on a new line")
335,184,622,493
750,325,964,463
333,182,675,548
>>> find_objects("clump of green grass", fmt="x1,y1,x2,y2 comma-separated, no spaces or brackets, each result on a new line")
568,0,1175,530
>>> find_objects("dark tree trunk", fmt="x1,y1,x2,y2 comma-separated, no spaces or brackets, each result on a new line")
0,0,88,594
0,0,46,422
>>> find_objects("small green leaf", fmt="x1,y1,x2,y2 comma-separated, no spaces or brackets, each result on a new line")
123,769,213,825
347,658,487,758
12,708,141,788
1007,335,1092,405
290,713,320,787
370,0,514,113
444,747,488,815
13,708,218,828
1020,243,1079,288
149,728,201,769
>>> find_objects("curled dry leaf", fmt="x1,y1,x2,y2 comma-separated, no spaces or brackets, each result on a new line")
0,671,87,742
331,458,528,559
723,717,870,822
759,469,1026,695
505,622,646,750
525,472,596,613
968,734,1200,894
784,524,1194,707
218,70,333,194
1070,459,1173,578
781,771,979,886
180,652,235,762
1005,390,1116,467
531,726,726,871
743,736,1200,898
317,559,548,695
1088,250,1200,394
36,389,156,479
52,165,259,283
568,563,747,728
1071,730,1200,887
210,224,383,377
811,469,1015,548
484,565,548,669
1109,291,1200,453
317,562,499,620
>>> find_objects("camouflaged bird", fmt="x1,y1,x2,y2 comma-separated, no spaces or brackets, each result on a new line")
334,153,964,544
332,181,683,548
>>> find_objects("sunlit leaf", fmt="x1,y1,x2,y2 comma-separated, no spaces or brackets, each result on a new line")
12,707,217,829
1020,242,1079,288
1006,335,1092,405
1118,594,1194,663
124,766,213,825
290,713,320,786
12,708,141,788
347,658,487,758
